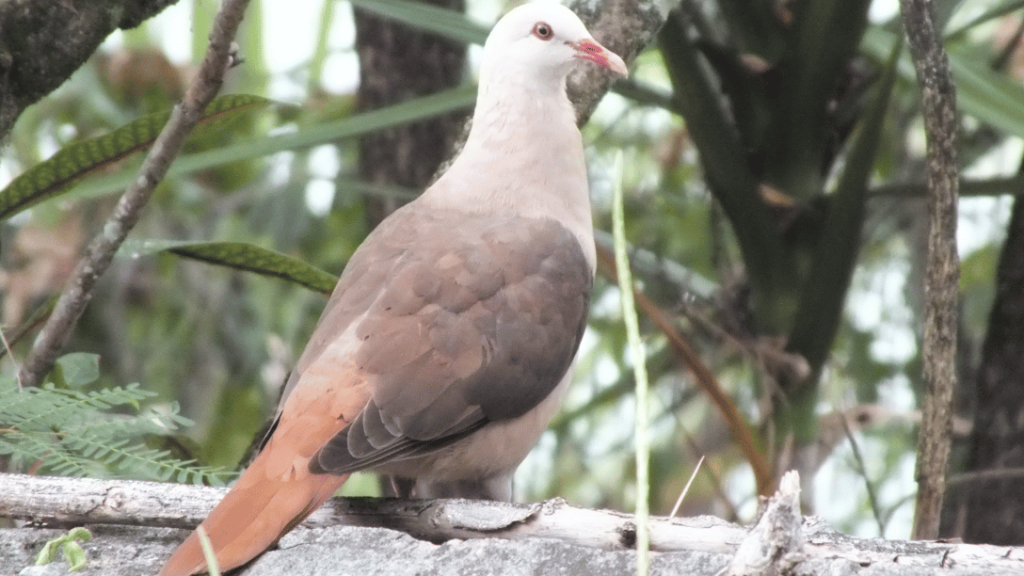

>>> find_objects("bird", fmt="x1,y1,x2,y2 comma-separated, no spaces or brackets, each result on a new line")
159,3,627,575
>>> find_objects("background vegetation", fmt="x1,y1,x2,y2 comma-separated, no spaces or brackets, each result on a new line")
2,0,1023,545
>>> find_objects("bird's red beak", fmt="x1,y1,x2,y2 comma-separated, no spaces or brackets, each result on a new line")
571,39,628,76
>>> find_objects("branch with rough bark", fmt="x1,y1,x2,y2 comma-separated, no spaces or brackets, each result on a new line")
568,0,665,122
15,0,251,389
898,0,960,540
0,0,182,143
2,472,1022,575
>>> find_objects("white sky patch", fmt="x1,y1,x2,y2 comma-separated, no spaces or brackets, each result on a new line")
869,0,899,23
305,179,336,216
128,0,196,63
305,145,341,215
322,51,361,93
958,196,1012,258
815,434,915,539
266,151,295,187
307,144,341,179
262,0,325,73
877,373,916,413
875,452,917,538
267,75,308,103
869,321,917,365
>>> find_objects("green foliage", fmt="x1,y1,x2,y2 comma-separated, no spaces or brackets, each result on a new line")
35,527,92,572
0,94,271,220
52,352,102,389
129,239,338,295
350,0,487,45
0,356,231,485
196,526,223,576
611,151,652,570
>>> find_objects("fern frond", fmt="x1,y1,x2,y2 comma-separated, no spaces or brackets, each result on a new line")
0,373,234,486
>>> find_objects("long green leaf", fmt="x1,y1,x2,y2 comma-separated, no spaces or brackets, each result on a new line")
763,0,871,198
611,151,650,576
788,33,902,406
63,84,477,203
659,12,794,330
592,230,717,299
152,241,338,295
0,94,271,221
862,26,1024,140
309,0,337,91
717,0,785,59
945,0,1024,39
349,0,488,45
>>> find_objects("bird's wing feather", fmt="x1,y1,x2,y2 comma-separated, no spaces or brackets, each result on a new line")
281,202,592,475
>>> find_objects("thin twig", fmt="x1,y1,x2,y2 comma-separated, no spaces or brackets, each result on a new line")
680,429,740,522
838,414,885,536
947,467,1024,488
670,455,704,518
16,0,252,388
899,0,960,540
869,175,1021,198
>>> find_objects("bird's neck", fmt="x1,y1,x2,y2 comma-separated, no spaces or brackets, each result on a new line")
425,75,595,271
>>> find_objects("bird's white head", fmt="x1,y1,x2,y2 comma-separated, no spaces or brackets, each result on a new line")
432,1,620,251
480,2,628,88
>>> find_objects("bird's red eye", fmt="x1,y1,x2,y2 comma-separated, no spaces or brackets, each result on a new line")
532,22,554,40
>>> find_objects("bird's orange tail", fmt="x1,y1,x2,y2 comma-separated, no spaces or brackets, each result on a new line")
158,444,349,576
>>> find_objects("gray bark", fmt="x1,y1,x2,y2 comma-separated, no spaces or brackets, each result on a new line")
947,185,1024,544
898,0,960,540
0,0,181,143
2,473,1023,576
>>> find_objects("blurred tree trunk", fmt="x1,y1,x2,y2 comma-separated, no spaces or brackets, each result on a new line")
945,191,1024,544
353,0,468,228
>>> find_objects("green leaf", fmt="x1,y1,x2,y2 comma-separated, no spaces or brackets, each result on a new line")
309,0,337,90
592,229,717,299
658,13,795,329
946,0,1024,39
35,528,91,571
762,0,871,197
35,539,61,565
0,94,271,221
788,33,902,397
197,526,223,576
62,85,476,204
53,353,101,389
349,0,488,45
64,541,87,572
861,26,1024,140
146,240,338,295
67,527,93,542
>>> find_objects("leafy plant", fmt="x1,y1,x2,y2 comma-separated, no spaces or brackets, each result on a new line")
0,354,232,485
35,527,93,572
0,94,272,220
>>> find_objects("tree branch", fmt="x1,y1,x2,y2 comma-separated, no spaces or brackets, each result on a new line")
0,473,741,552
898,0,960,540
568,0,666,123
4,472,1024,575
0,0,182,143
16,0,252,389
